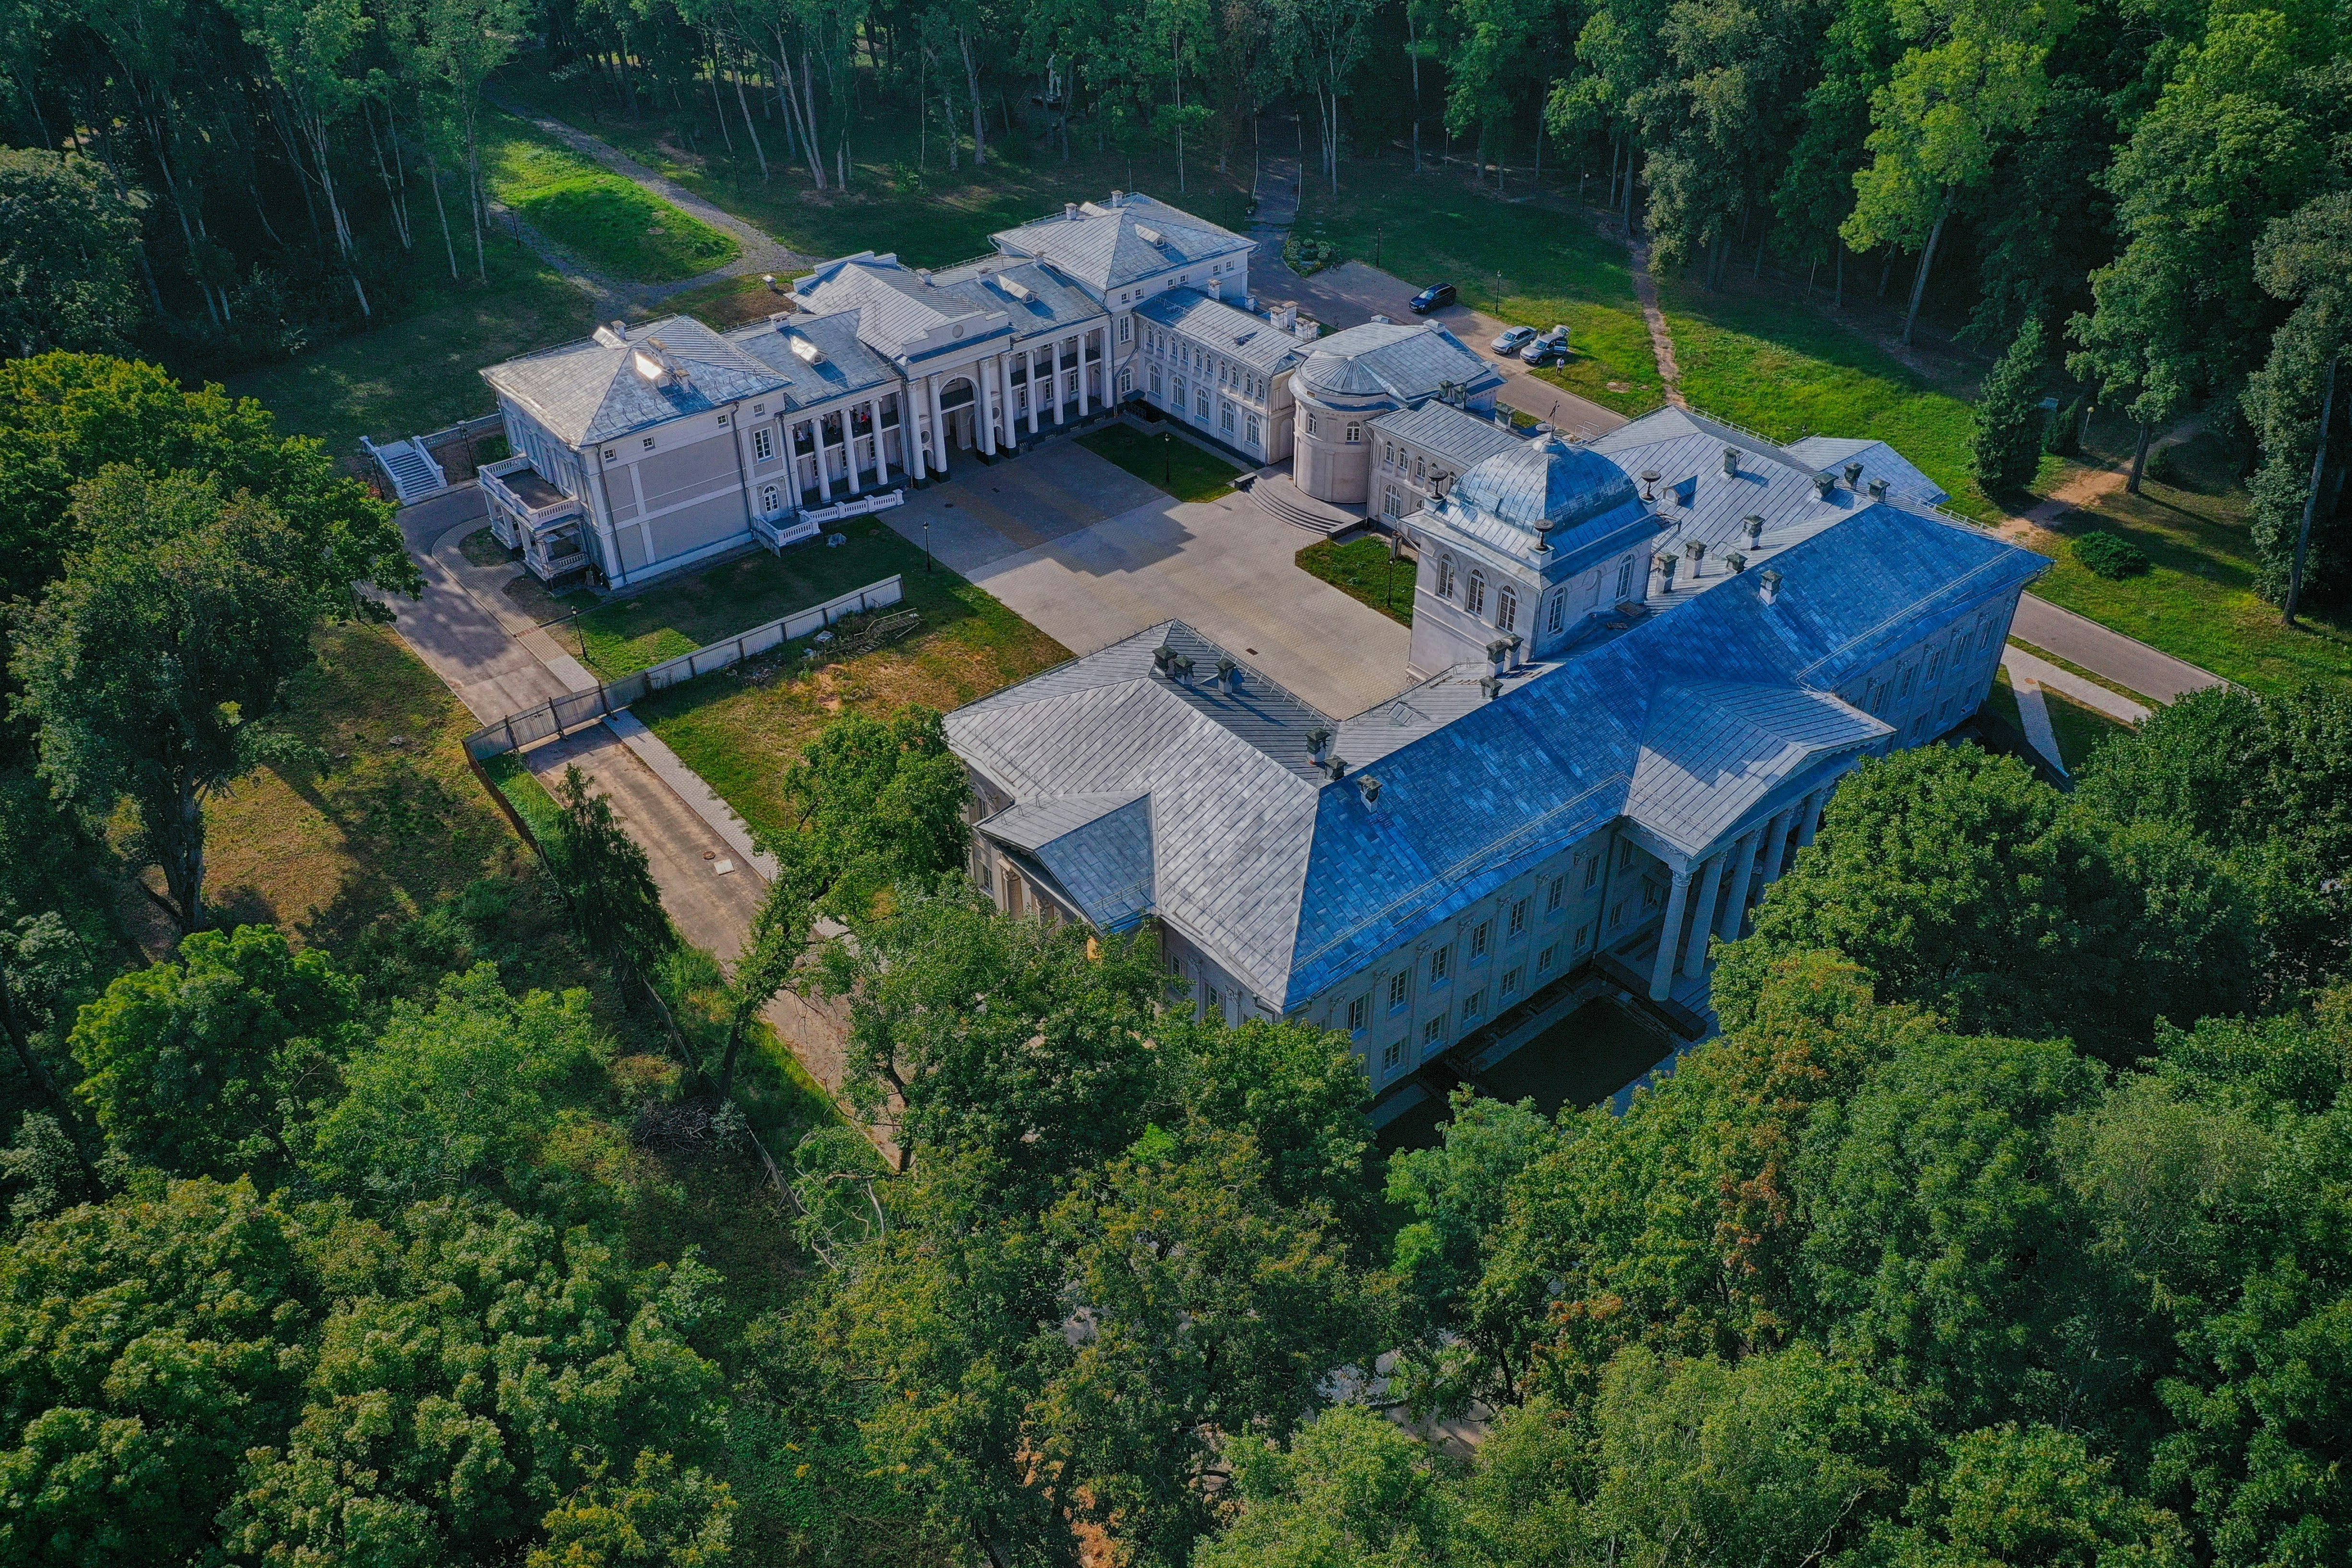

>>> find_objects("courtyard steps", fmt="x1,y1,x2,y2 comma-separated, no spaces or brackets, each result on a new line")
1249,470,1364,536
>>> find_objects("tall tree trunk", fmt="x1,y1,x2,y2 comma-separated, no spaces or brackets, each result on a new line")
427,147,460,280
2127,420,2152,495
960,30,985,167
463,104,486,283
1899,196,1950,346
729,47,770,179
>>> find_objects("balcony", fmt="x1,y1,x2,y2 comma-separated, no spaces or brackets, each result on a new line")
479,456,588,582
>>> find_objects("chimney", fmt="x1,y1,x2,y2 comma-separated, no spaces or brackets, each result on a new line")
1276,304,1298,331
1654,552,1679,593
1843,461,1864,489
1479,675,1503,701
1358,775,1382,807
1868,477,1889,501
1152,642,1178,674
1725,549,1748,574
1325,755,1349,780
1486,637,1513,676
1295,319,1319,344
1208,277,1223,300
1307,726,1333,764
1215,654,1239,691
1065,202,1079,220
1812,472,1835,498
1110,189,1125,206
1504,632,1524,671
1759,568,1783,605
1722,445,1740,477
1684,538,1706,578
1743,514,1764,547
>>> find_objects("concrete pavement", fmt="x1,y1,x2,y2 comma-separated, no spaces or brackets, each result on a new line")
2010,596,2224,705
2000,644,2152,727
888,439,1416,718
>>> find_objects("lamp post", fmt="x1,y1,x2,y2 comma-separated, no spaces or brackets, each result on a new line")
1163,433,1173,487
923,517,933,574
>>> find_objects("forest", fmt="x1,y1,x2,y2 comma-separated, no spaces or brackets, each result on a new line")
1,0,2348,601
0,346,2348,1565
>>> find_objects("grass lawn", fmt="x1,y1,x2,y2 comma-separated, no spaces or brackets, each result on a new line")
631,546,1067,844
1297,535,1415,625
1080,423,1243,502
224,230,596,457
493,67,1251,269
569,518,958,676
1988,664,2131,774
484,113,738,282
1291,163,1662,416
2020,427,2352,696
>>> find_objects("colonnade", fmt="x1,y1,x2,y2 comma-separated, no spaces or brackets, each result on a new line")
909,324,1109,481
1646,783,1833,1001
786,393,894,506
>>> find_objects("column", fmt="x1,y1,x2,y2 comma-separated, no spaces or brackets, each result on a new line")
1025,347,1041,435
1796,786,1828,848
926,374,946,477
814,413,834,502
1757,807,1795,888
979,357,1000,456
1716,830,1758,943
1649,867,1694,1001
795,420,816,501
1052,339,1067,425
1680,852,1728,977
862,397,881,486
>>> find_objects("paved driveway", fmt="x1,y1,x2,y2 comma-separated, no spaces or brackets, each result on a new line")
890,439,1416,718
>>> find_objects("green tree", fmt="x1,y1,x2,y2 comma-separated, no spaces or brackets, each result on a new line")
1173,1012,1378,1247
529,1450,737,1568
67,924,360,1182
0,149,144,360
544,765,676,999
302,965,610,1211
2243,192,2352,606
1863,1423,2190,1568
12,470,339,934
1195,1403,1461,1568
1972,316,2048,492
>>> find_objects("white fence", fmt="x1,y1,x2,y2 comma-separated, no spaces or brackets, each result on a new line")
463,573,905,759
752,488,903,552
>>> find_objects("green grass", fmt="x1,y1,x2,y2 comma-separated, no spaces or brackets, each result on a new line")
492,66,1252,269
484,114,738,283
1990,665,2131,774
667,272,799,330
1292,163,1662,416
571,519,949,676
2020,428,2352,697
1297,535,1415,625
224,230,597,456
1079,424,1242,502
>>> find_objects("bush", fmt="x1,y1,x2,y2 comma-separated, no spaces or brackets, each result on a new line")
2048,396,2085,457
1285,234,1339,276
2144,442,2178,484
2073,530,2151,579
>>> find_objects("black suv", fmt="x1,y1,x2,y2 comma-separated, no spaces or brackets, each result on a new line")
1408,283,1457,314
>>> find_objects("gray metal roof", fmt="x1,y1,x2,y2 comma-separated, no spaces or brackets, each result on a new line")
1368,401,1526,470
726,308,899,405
1626,683,1889,855
1296,321,1503,402
1136,289,1306,374
483,316,787,447
1783,435,1951,504
790,253,1013,362
990,192,1252,295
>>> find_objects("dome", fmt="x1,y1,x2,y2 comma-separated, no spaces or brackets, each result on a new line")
1449,431,1641,535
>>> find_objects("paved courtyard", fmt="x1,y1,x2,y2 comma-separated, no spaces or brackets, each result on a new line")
885,438,1416,718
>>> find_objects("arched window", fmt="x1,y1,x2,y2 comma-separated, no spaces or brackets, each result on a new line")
1436,556,1456,598
1547,592,1566,633
758,482,780,517
1467,572,1488,616
1497,586,1518,632
1615,555,1636,600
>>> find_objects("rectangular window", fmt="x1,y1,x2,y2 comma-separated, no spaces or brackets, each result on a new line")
752,428,774,461
1642,880,1661,911
1538,944,1557,974
1346,423,1363,443
1501,967,1522,999
1347,995,1367,1034
1429,947,1451,985
1583,858,1599,890
1422,1015,1446,1046
1899,666,1916,697
1547,876,1565,912
1382,1040,1405,1070
1221,403,1237,434
1462,990,1485,1024
1119,316,1132,341
1575,923,1593,952
1508,899,1528,937
1246,414,1261,445
1618,841,1635,870
1470,922,1490,960
1609,900,1626,928
1389,971,1410,1012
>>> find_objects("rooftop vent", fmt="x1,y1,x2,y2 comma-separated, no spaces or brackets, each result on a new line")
1136,224,1167,247
1209,278,1223,300
630,339,684,388
1358,775,1382,807
594,321,628,349
997,276,1034,303
1722,445,1741,476
1844,461,1865,488
1370,313,1392,325
1486,637,1515,674
1306,726,1333,762
1759,567,1784,604
1215,654,1239,691
1868,477,1889,501
1654,551,1679,589
1672,475,1698,507
1325,755,1349,781
1065,202,1079,220
1725,549,1748,574
788,334,825,365
1479,675,1503,701
1812,472,1835,498
1152,642,1178,672
1684,538,1707,576
1743,514,1764,546
1111,188,1126,205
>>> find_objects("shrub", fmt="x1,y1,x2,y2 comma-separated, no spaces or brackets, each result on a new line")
2073,530,2151,579
2047,395,2085,457
2144,442,2179,484
1285,234,1339,276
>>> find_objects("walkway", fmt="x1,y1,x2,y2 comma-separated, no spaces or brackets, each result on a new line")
2009,597,2222,705
484,91,811,316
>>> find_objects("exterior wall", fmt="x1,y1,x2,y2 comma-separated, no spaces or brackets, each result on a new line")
1293,391,1389,504
1137,319,1293,462
583,414,753,586
1836,583,2022,744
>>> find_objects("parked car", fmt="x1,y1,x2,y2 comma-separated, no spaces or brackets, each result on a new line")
1492,326,1539,356
1520,326,1572,365
1408,282,1457,314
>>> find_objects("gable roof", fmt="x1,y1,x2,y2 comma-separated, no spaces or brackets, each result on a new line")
947,497,2048,1011
991,192,1251,295
1137,289,1308,374
483,316,787,447
726,308,899,404
1368,401,1527,472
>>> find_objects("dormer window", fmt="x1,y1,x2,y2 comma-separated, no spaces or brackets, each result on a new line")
643,437,655,450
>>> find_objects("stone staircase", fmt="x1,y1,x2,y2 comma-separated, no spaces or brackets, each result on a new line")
361,437,450,505
1249,469,1363,536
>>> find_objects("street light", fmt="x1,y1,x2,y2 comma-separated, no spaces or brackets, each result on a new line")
923,517,933,574
1163,433,1173,487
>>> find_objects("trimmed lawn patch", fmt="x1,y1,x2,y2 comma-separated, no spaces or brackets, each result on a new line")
632,561,1067,844
485,114,738,283
1297,535,1414,625
224,232,595,457
571,519,941,676
1292,166,1662,416
2018,437,2352,697
492,68,1251,269
1080,424,1242,502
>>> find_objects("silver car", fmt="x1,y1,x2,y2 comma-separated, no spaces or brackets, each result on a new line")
1491,326,1538,356
1520,326,1571,365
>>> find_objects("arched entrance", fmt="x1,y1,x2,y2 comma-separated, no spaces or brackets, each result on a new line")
940,377,978,451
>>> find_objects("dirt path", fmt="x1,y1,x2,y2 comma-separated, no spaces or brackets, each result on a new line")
1624,239,1687,409
485,91,812,316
